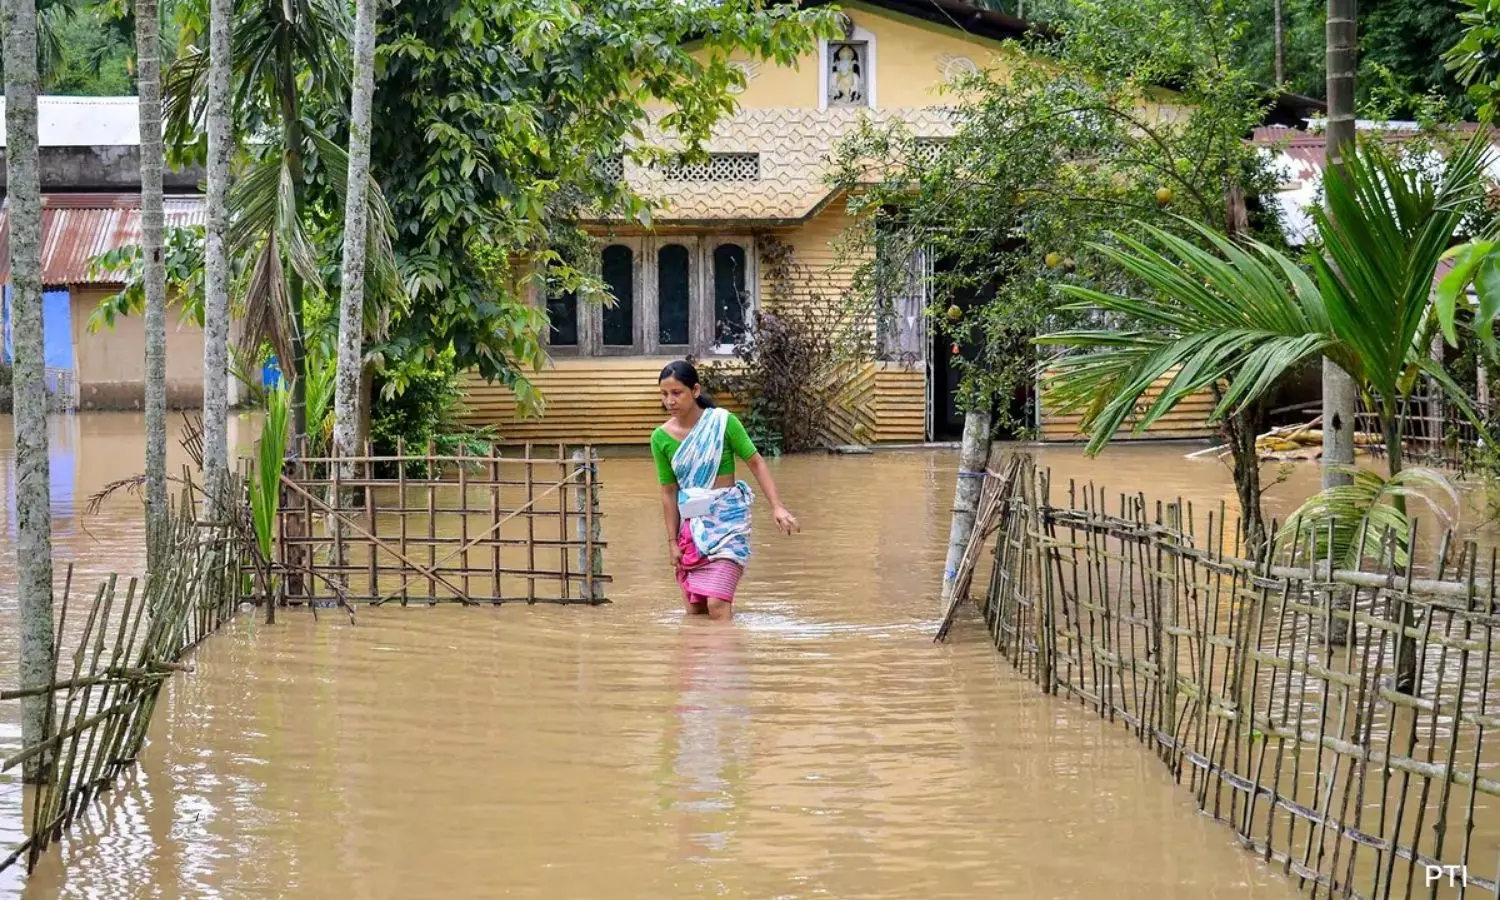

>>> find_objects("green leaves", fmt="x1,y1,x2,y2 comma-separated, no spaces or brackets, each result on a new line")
1043,132,1492,462
250,382,291,562
368,0,834,406
1276,466,1459,569
1039,219,1332,453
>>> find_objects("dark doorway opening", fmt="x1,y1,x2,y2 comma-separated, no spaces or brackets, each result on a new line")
927,251,1032,442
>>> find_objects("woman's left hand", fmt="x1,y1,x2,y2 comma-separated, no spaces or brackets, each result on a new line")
772,506,800,535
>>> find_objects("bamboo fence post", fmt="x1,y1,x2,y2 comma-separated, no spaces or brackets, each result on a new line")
525,441,536,603
365,439,377,602
557,442,571,603
328,443,344,609
490,445,502,604
459,444,471,603
398,436,409,606
427,438,438,605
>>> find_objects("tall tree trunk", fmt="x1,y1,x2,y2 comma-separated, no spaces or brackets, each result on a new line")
1274,0,1285,85
330,0,378,606
3,0,59,784
278,45,308,444
941,407,993,603
201,0,232,519
1322,0,1358,492
137,0,168,562
334,0,377,465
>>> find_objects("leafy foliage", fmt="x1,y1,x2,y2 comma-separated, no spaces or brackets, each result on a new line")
1040,133,1493,556
250,382,290,563
86,224,208,331
697,306,838,455
829,0,1284,431
368,352,498,478
1277,466,1458,569
367,0,837,413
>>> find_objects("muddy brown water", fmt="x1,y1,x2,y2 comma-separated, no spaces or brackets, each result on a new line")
3,415,1471,899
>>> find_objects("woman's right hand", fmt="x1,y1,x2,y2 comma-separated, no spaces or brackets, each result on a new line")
669,542,685,569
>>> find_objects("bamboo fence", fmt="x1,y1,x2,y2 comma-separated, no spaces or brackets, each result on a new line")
948,452,1500,900
259,440,610,608
0,480,242,875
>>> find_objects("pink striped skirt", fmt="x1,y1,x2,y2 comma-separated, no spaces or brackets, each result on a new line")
676,521,744,604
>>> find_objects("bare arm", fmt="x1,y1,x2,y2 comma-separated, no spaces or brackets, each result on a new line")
746,453,800,534
661,483,681,547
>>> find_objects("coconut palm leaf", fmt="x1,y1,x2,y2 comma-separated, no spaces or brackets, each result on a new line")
1276,466,1459,570
1039,132,1494,458
1037,220,1334,454
305,128,405,339
1311,130,1491,405
238,233,295,368
163,0,349,151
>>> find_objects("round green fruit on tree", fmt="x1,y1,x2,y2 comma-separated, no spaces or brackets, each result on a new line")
946,304,962,321
1045,252,1063,268
1155,186,1173,206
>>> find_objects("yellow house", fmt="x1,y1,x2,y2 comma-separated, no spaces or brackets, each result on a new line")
458,0,1317,447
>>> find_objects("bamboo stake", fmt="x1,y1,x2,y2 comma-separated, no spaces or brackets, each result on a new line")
366,439,377,602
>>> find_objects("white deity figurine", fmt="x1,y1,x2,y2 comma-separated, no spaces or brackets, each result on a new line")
830,44,862,104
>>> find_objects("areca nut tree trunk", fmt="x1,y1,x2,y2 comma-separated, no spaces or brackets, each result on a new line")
201,0,233,519
136,0,168,563
333,0,377,469
3,0,59,783
329,0,378,605
1321,0,1359,491
940,407,992,604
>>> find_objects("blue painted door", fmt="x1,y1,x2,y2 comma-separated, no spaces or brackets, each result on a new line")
1,285,72,374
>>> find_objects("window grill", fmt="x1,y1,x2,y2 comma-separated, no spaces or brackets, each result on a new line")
596,154,624,183
662,152,760,182
913,138,950,168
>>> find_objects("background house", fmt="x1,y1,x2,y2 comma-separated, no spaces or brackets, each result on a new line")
0,97,216,410
457,0,1320,448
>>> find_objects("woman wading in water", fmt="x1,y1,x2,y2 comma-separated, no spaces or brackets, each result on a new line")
652,360,799,620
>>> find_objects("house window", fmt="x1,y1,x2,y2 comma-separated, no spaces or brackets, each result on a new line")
827,42,868,107
541,236,755,357
658,243,692,347
546,287,579,347
713,243,749,348
601,243,634,347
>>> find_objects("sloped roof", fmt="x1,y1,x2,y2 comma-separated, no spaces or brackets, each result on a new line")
0,193,206,286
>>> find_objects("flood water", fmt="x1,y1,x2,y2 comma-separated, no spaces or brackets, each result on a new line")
0,415,1435,899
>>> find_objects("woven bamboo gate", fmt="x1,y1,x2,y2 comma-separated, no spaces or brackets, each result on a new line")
946,452,1500,900
0,481,241,875
260,440,610,608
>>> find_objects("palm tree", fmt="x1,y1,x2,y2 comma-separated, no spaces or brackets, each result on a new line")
3,0,60,783
332,0,377,468
201,0,232,518
1037,131,1492,561
164,0,347,442
1322,0,1359,492
137,0,169,563
164,0,399,444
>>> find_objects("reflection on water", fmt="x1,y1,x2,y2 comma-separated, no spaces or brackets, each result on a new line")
0,422,1352,898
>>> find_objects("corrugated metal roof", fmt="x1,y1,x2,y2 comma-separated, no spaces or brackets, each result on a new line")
0,193,205,286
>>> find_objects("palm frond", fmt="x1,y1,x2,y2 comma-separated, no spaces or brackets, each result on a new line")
306,128,406,338
238,234,295,368
1040,219,1333,453
1275,466,1459,570
1312,131,1490,403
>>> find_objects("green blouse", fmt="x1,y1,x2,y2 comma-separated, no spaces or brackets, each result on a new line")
651,411,758,485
